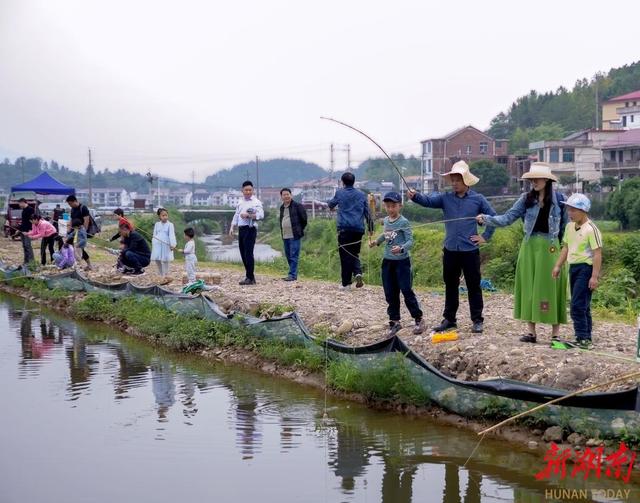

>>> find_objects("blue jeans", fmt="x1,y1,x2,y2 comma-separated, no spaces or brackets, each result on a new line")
283,238,301,279
569,263,593,341
381,258,423,322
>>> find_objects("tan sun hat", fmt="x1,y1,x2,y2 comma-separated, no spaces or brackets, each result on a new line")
521,162,558,182
441,160,479,186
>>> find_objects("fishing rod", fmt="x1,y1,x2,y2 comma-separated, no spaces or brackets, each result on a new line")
320,117,412,190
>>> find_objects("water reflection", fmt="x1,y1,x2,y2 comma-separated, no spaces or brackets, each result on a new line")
1,295,637,503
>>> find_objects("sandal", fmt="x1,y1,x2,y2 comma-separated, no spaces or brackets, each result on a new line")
519,333,537,343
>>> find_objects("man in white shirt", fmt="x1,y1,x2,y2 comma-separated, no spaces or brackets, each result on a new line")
229,180,264,285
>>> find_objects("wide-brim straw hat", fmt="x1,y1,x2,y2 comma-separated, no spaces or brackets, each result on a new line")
521,162,558,182
441,160,479,187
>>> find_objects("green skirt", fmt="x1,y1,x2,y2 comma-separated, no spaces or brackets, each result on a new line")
514,234,567,324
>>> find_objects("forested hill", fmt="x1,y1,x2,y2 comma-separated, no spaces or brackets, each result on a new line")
204,158,327,188
0,158,154,192
488,60,640,153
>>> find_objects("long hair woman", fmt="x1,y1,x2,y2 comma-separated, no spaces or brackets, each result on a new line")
477,162,567,343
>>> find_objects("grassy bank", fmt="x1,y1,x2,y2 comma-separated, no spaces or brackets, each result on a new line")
258,215,640,322
71,293,431,405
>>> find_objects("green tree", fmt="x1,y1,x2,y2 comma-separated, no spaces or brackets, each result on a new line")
607,178,640,229
559,174,577,186
469,160,509,196
600,176,618,191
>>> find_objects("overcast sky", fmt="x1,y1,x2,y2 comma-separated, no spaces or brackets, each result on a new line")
1,0,639,182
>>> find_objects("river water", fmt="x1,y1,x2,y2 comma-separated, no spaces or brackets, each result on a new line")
0,292,635,502
201,234,281,263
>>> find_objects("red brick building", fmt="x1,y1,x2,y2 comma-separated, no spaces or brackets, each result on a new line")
420,125,510,191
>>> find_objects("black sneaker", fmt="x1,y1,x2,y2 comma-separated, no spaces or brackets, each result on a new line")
282,276,296,282
576,339,594,350
471,321,483,334
125,269,145,276
239,278,256,285
386,321,402,337
519,333,537,343
355,274,364,288
433,319,457,332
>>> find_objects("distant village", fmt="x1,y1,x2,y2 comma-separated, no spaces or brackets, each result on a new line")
3,89,639,212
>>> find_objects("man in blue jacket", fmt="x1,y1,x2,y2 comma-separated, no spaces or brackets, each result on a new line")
328,172,372,289
408,161,496,333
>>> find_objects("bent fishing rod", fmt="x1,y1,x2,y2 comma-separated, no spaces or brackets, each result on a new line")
320,116,412,190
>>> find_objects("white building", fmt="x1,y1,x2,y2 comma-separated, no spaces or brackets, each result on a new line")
192,189,211,206
75,188,130,208
529,129,623,188
224,189,243,207
150,188,192,207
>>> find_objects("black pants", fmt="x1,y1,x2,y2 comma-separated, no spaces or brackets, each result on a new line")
337,230,363,287
239,226,257,281
569,263,593,341
40,233,58,265
442,248,483,323
382,258,422,322
122,250,150,271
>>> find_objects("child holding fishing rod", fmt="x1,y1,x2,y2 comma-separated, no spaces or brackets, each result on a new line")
369,192,425,336
407,161,496,334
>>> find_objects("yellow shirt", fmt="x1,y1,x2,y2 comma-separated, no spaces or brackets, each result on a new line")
562,220,602,265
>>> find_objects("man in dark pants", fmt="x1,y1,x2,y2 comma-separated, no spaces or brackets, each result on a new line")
278,188,308,281
408,161,496,333
17,198,35,265
328,172,372,290
229,180,264,285
66,195,93,270
118,223,151,275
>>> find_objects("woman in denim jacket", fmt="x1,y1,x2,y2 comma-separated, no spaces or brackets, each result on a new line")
477,163,567,343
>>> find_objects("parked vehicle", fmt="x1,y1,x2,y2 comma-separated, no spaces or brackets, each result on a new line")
3,198,39,239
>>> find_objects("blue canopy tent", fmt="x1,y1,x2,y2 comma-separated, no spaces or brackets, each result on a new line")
10,172,75,195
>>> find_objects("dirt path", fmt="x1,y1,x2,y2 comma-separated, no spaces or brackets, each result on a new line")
2,235,637,392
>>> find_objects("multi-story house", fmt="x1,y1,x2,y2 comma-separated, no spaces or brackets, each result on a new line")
294,177,340,203
602,90,640,130
529,129,623,189
75,188,130,208
150,187,192,207
420,125,509,191
601,129,640,181
191,189,211,206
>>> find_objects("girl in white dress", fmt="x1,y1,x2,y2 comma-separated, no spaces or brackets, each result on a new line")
150,208,177,278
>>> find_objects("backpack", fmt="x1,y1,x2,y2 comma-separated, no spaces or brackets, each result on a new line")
85,207,101,238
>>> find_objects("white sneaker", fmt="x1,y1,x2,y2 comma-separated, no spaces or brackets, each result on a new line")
339,284,352,291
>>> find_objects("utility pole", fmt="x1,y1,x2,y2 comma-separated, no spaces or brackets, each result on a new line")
330,143,334,179
595,75,600,130
88,148,93,207
347,144,351,171
255,156,260,199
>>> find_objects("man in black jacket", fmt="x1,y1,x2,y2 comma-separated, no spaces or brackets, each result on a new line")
17,198,35,265
117,223,151,275
279,188,308,281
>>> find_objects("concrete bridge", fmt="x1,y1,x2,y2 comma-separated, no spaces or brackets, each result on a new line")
177,209,237,233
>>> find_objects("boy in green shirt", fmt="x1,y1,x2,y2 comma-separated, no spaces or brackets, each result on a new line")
552,193,602,349
369,192,425,336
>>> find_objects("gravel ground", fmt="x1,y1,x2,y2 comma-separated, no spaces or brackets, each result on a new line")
2,235,638,392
